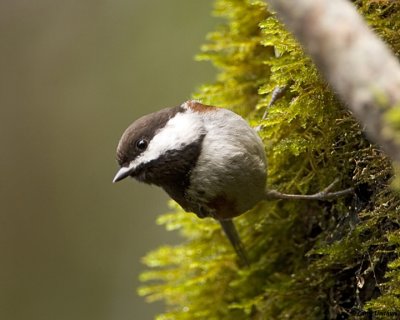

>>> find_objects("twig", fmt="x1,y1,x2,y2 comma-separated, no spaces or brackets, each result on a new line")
261,85,288,120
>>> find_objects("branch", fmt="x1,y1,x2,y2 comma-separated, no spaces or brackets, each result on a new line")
265,0,400,162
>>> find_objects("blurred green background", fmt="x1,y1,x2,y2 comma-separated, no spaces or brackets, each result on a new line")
0,1,216,319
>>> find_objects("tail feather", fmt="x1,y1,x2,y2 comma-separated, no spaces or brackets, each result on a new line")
219,220,249,267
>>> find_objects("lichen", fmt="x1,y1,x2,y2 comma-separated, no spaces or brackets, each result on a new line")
139,1,400,319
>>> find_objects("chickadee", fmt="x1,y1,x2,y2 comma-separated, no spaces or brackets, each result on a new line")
113,100,352,264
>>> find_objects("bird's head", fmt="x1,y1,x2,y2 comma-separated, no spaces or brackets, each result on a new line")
112,102,205,185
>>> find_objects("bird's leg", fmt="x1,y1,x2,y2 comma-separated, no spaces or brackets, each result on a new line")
219,219,249,267
265,179,353,201
218,180,352,266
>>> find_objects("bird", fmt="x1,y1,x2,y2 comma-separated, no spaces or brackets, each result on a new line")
113,100,353,265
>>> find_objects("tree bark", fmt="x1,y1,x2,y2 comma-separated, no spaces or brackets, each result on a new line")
266,0,400,162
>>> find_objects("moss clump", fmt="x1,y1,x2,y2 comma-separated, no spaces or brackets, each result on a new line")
139,1,400,319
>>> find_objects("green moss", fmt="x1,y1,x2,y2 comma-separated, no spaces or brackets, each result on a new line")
139,1,400,319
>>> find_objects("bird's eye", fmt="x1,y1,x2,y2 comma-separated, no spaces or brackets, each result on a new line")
136,139,148,151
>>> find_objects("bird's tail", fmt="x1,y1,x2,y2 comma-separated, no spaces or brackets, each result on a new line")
219,219,249,267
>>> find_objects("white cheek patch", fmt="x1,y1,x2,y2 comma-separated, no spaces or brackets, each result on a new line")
128,111,204,170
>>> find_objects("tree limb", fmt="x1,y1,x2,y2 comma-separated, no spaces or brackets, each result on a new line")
265,0,400,162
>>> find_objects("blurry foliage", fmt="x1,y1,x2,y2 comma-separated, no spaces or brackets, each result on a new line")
139,0,400,319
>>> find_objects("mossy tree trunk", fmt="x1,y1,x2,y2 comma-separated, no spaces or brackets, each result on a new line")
139,1,400,319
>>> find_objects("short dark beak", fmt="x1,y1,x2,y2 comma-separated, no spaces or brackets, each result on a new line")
113,166,133,183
